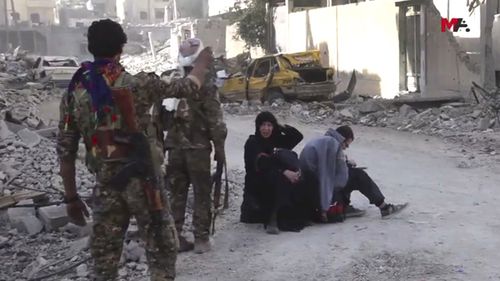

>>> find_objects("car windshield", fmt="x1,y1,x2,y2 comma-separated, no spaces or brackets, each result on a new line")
43,59,78,67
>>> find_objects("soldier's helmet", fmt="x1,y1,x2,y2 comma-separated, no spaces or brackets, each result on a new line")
178,38,205,67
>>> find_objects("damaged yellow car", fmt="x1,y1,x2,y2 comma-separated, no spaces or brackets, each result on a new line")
218,50,356,103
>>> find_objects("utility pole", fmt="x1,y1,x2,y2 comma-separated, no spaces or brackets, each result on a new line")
480,0,496,89
9,0,16,26
173,0,178,20
3,0,8,26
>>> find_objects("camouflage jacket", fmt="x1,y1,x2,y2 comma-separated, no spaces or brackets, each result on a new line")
163,81,227,152
56,64,201,180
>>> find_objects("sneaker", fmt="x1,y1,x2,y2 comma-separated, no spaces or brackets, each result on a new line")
178,236,194,253
194,239,212,254
380,203,408,219
345,205,366,218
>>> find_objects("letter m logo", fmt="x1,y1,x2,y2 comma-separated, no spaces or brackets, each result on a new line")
441,18,460,32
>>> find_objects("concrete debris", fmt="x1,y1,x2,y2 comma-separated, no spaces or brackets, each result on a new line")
60,222,93,238
76,263,89,277
0,235,8,248
23,255,49,279
8,199,36,225
340,108,355,119
17,128,42,148
38,204,69,231
0,120,15,140
358,99,385,114
223,95,500,161
122,239,147,263
16,215,44,236
121,44,175,75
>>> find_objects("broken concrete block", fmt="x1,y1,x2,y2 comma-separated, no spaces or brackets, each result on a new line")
38,204,69,231
16,215,43,235
478,118,492,131
340,108,354,119
17,128,41,148
471,109,482,119
399,104,413,117
440,113,451,120
0,120,15,141
26,118,42,129
290,104,303,114
359,100,384,114
8,199,36,225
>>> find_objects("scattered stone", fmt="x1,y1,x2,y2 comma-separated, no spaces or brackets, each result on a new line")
440,113,451,121
471,109,482,119
118,268,128,277
340,108,354,119
399,104,413,117
290,104,303,114
23,255,48,279
60,222,92,237
0,236,8,248
457,161,473,169
123,240,146,262
76,263,89,277
16,128,41,148
0,120,15,140
479,118,492,131
68,237,90,255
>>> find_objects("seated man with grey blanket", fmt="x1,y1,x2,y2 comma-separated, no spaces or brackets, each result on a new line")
299,125,407,222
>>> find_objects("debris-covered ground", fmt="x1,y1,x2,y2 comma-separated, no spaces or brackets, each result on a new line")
2,49,500,280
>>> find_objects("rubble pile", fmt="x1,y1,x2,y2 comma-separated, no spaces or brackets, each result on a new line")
223,96,500,158
121,44,175,75
0,87,62,129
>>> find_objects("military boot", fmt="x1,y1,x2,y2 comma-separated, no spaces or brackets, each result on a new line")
194,238,212,254
178,236,194,253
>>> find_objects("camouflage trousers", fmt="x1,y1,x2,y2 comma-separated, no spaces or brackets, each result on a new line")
167,149,212,241
90,177,179,281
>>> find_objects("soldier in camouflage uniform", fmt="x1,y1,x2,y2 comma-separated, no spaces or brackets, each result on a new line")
165,38,227,254
57,19,213,281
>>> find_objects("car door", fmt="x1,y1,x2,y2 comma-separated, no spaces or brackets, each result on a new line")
246,58,272,101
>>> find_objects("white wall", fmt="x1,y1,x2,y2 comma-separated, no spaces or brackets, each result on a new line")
277,2,400,98
208,0,241,17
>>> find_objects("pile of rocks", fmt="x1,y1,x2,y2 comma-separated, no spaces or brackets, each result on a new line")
121,45,175,75
223,97,500,157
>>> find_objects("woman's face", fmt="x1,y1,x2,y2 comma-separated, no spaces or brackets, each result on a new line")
259,121,274,139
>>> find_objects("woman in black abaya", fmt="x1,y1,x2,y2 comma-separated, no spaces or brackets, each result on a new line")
240,111,308,234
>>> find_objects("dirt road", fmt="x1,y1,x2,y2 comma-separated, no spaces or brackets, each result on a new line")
175,114,500,281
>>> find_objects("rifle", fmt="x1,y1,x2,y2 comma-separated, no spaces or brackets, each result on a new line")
211,160,227,235
110,132,163,224
101,86,164,227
